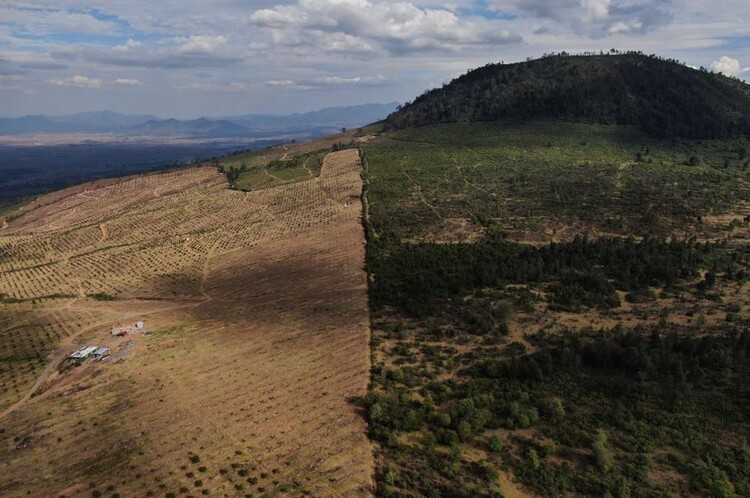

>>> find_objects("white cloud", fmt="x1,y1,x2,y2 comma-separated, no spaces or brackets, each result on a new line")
266,79,312,90
228,81,252,91
495,0,673,36
608,21,642,34
250,8,304,29
114,78,142,86
250,0,521,57
48,75,103,88
710,56,743,77
112,39,143,52
176,35,228,54
51,36,241,69
307,74,392,86
264,74,394,90
581,0,611,23
173,82,218,90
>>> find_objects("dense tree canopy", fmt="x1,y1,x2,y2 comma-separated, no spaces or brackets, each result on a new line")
386,53,750,139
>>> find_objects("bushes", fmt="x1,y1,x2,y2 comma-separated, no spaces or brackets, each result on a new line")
369,319,750,496
488,435,503,453
363,122,750,497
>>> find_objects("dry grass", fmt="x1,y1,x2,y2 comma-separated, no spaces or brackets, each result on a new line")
0,149,373,497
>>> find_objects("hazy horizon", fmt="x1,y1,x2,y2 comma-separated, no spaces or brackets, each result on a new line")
1,1,749,118
0,101,400,121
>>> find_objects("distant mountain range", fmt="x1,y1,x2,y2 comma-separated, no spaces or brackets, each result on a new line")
0,103,399,138
129,118,250,137
0,111,160,135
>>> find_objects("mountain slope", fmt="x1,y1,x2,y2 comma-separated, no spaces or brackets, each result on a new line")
386,53,750,138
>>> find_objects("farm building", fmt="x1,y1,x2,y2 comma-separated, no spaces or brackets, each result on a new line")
92,347,110,361
69,346,97,362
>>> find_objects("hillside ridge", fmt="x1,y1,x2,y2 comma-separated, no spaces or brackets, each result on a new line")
386,52,750,138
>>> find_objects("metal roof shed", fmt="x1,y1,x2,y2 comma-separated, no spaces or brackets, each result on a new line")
92,347,110,359
69,346,97,360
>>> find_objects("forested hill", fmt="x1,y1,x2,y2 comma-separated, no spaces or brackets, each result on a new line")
386,53,750,139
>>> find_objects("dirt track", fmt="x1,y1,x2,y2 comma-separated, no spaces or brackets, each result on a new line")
0,149,373,497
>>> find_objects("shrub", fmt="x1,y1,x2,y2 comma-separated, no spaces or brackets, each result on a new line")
489,435,503,453
593,430,614,472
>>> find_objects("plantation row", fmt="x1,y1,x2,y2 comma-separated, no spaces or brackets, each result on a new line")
7,168,217,235
0,148,372,497
0,306,105,410
0,154,357,301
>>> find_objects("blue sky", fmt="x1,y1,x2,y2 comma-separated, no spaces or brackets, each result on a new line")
1,0,748,118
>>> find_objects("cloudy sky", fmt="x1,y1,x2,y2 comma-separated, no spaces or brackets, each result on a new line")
1,0,749,118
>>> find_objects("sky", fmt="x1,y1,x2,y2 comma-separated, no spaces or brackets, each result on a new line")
1,0,749,118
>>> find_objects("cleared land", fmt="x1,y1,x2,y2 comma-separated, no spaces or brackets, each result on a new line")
0,149,373,497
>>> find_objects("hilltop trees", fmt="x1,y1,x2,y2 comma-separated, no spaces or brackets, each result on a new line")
386,53,750,139
216,162,246,188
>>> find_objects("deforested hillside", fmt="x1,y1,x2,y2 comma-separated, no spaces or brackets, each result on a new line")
0,139,374,497
386,53,750,139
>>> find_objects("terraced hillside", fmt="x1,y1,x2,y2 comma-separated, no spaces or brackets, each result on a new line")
0,149,373,497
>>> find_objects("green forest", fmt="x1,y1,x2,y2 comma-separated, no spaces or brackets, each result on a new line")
361,119,750,497
386,53,750,139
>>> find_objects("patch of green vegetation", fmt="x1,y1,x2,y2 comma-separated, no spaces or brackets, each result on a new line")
358,121,387,136
150,325,187,337
221,149,328,190
365,122,749,242
214,136,354,192
361,121,750,497
370,234,743,316
88,293,116,301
